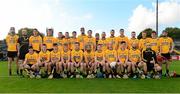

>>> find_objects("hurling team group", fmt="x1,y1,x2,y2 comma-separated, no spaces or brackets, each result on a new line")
5,27,174,79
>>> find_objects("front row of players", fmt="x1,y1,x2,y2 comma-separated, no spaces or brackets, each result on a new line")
23,41,162,79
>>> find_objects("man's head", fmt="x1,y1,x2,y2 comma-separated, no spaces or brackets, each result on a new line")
72,31,77,38
95,33,100,40
47,28,53,36
65,32,69,38
53,43,58,51
80,27,85,35
131,31,136,38
85,44,92,51
63,43,69,51
162,30,168,37
107,41,113,50
142,31,147,38
120,41,126,49
151,31,157,38
22,29,27,36
41,44,47,52
110,29,115,36
33,29,39,36
101,32,106,38
74,42,80,50
58,32,63,38
120,29,124,36
87,30,92,36
97,44,102,51
9,27,15,35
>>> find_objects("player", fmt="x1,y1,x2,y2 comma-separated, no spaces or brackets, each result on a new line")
142,43,162,78
78,27,88,50
71,42,84,78
106,29,116,50
43,28,56,51
98,32,107,51
149,31,159,54
95,44,105,77
38,44,51,77
129,31,139,49
70,31,79,50
117,41,131,78
116,29,129,49
129,42,147,79
61,43,71,78
18,29,29,75
62,32,71,50
105,42,118,78
23,46,39,78
84,44,96,78
29,29,42,53
55,32,64,51
50,43,61,78
139,31,151,51
84,30,96,51
159,30,174,77
6,27,19,75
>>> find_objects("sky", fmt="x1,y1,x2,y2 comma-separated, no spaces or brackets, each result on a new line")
0,0,180,39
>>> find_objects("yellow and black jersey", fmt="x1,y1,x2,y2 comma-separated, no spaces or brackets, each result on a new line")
117,49,129,63
25,52,39,64
6,35,19,51
129,49,141,63
159,37,173,54
29,35,42,51
84,51,95,63
39,51,51,62
71,50,84,63
129,38,139,49
43,36,56,50
105,49,117,62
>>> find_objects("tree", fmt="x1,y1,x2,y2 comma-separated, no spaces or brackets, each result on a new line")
137,28,154,39
18,27,44,38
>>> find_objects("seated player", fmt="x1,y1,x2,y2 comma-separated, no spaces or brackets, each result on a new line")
61,43,71,78
38,44,51,77
84,44,96,78
95,44,105,77
50,43,61,78
105,42,118,78
23,46,39,78
129,42,147,79
143,43,162,79
71,42,84,78
117,41,130,78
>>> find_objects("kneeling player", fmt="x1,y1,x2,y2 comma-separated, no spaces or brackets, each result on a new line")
50,43,61,78
23,46,39,78
38,44,51,77
129,42,147,79
95,44,105,76
105,42,118,78
71,42,84,78
84,44,96,78
117,41,131,78
143,43,162,78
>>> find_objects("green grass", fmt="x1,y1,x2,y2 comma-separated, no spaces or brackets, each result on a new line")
0,61,180,93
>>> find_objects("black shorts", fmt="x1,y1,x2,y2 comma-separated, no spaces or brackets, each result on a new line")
146,63,154,71
161,53,171,60
47,49,53,52
7,51,17,58
27,64,33,67
19,52,28,60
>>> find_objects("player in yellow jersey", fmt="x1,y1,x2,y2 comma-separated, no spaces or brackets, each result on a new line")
106,29,116,50
98,32,107,51
55,32,64,51
6,27,19,76
78,27,88,50
49,43,61,79
71,42,84,78
62,32,71,50
158,31,174,77
117,41,131,78
129,31,139,49
105,42,118,78
84,30,96,51
139,31,151,51
149,31,159,53
70,31,79,50
29,29,42,53
23,46,39,78
116,29,129,49
38,44,51,76
129,42,147,79
84,44,96,78
95,44,105,75
61,43,71,78
43,28,56,51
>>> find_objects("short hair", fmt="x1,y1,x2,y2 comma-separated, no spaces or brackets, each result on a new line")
163,30,168,33
88,30,92,33
42,44,46,46
74,42,80,45
53,43,58,46
33,28,38,32
152,31,157,34
120,29,124,32
111,29,115,32
72,31,76,34
132,31,136,33
121,41,126,44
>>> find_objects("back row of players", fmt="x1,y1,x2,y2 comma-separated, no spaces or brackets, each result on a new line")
6,27,174,78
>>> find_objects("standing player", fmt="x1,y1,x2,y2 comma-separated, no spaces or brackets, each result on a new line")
63,32,71,50
50,43,61,78
139,31,151,51
38,44,51,76
149,31,159,54
95,44,105,76
29,29,42,53
159,31,174,77
105,42,118,78
43,28,56,51
106,29,117,50
84,30,96,51
116,29,129,49
6,27,19,75
78,27,87,50
129,31,139,49
129,42,147,79
71,42,84,78
84,44,96,78
23,46,39,78
61,43,71,77
18,29,29,75
117,41,130,78
70,31,79,50
98,32,107,51
55,32,64,51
